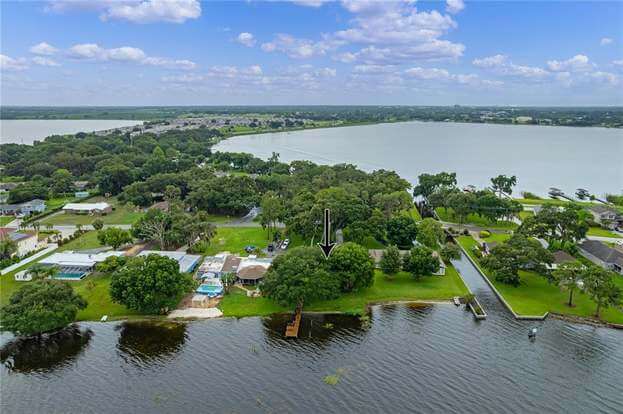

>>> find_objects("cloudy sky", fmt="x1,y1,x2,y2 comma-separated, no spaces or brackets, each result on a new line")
1,0,622,106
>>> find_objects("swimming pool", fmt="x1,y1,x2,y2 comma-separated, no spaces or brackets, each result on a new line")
196,284,223,297
54,271,88,280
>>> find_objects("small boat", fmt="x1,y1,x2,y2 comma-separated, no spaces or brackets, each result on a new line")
100,315,108,322
453,297,461,306
528,327,537,339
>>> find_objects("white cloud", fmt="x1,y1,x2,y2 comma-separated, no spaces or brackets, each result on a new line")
600,37,613,46
32,56,61,67
29,42,59,56
237,32,256,47
68,43,196,69
590,71,619,85
473,54,549,78
547,55,593,72
261,34,342,59
0,54,28,71
405,67,451,80
353,64,396,74
47,0,201,24
446,0,465,15
613,59,623,68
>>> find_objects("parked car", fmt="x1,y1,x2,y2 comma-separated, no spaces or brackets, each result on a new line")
244,245,256,253
281,239,290,250
267,243,275,253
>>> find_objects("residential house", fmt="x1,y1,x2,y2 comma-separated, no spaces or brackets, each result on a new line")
137,250,202,273
588,205,622,230
0,228,40,257
578,240,623,275
38,251,124,280
197,254,227,279
0,199,46,216
547,250,577,270
236,256,272,284
62,202,112,215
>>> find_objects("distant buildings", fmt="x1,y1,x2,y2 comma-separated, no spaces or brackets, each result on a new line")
0,199,46,216
62,202,112,215
588,205,622,230
578,240,623,275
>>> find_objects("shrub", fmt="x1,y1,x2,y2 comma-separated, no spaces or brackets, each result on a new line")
522,191,541,199
479,230,491,238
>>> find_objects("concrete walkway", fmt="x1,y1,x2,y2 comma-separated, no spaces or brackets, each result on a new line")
167,308,223,319
1,243,59,275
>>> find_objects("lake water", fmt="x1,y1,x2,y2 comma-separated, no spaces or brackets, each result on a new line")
1,254,622,413
214,122,623,197
0,120,142,145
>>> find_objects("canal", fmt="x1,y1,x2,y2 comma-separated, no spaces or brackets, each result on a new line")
1,254,622,413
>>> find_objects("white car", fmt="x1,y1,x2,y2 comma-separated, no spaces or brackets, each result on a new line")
281,239,290,250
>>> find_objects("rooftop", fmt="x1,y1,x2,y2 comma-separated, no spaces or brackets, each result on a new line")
138,250,202,273
63,202,111,211
552,250,576,264
579,240,623,267
39,251,124,268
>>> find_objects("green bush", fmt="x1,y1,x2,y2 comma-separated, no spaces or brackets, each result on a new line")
479,230,491,238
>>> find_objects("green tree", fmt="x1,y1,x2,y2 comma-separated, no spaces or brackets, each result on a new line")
518,204,588,247
402,245,439,279
440,243,461,262
131,208,171,249
386,215,418,249
413,172,457,200
0,237,17,260
109,254,193,314
380,245,402,275
92,218,104,231
481,235,553,286
96,163,134,195
260,191,284,241
50,168,74,196
550,262,585,307
0,280,87,336
27,264,60,280
328,242,375,292
261,247,340,306
97,227,133,249
416,218,445,249
446,191,476,228
490,174,517,197
583,267,622,319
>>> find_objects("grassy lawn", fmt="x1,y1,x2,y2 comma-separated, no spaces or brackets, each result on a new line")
587,227,622,238
456,235,623,324
518,210,533,221
199,226,270,256
0,216,14,226
0,231,138,321
479,233,512,243
220,268,469,317
219,287,288,317
436,207,517,230
40,196,143,226
403,207,422,221
45,196,76,211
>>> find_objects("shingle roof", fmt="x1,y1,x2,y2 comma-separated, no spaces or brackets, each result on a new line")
579,240,623,267
237,265,267,280
552,250,576,264
589,205,619,215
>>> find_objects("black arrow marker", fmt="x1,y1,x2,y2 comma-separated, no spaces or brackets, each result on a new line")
318,208,336,259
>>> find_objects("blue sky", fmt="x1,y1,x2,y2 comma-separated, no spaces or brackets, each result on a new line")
1,0,622,106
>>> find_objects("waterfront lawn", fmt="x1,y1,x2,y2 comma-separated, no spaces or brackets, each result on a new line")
219,287,288,317
456,235,623,324
480,233,511,244
220,268,469,317
0,216,13,226
199,227,269,256
40,197,143,226
587,227,622,238
436,207,517,230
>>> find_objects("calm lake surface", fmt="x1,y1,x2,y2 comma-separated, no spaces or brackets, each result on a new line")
0,120,142,145
214,122,623,197
1,254,622,414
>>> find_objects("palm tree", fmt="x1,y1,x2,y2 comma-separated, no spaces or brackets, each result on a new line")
32,221,41,233
28,264,60,280
550,262,585,307
76,223,83,233
45,223,53,231
0,238,18,260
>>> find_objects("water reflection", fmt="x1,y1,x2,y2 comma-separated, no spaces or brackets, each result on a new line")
116,321,187,365
0,325,92,374
261,313,363,344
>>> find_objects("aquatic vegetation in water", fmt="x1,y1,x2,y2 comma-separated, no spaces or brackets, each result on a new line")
323,368,347,385
323,323,334,329
359,315,371,329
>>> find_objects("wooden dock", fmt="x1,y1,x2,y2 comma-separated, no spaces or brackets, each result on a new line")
285,303,303,338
